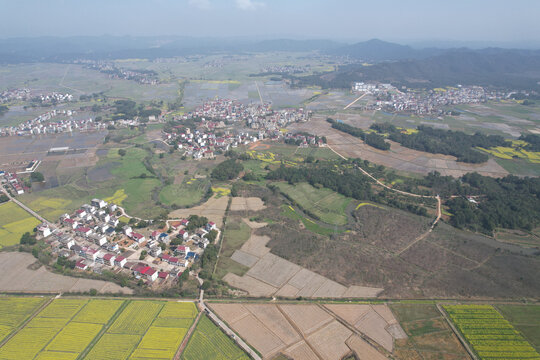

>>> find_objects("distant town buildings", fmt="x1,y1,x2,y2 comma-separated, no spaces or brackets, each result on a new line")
353,82,509,115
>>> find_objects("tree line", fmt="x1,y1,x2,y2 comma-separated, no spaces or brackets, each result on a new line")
370,123,506,163
327,118,390,150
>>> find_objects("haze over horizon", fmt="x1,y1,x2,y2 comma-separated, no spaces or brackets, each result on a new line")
1,0,540,48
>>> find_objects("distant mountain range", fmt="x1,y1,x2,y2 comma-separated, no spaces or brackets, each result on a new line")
327,39,446,61
1,36,539,90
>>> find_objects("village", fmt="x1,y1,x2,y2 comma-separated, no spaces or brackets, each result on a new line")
34,198,219,288
165,98,312,159
1,88,73,104
0,109,109,137
353,82,509,115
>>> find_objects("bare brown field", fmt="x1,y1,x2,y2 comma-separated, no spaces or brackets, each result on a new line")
289,115,507,177
284,341,319,360
234,314,285,358
210,303,395,360
346,335,388,360
306,320,352,360
245,304,301,345
0,252,131,294
230,197,266,212
325,304,405,353
223,273,278,297
169,194,229,227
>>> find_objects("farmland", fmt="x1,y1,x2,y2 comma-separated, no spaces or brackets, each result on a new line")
273,182,352,225
0,297,47,342
0,298,200,360
390,303,469,359
444,304,540,360
88,300,197,360
0,201,41,248
181,315,249,360
496,305,540,351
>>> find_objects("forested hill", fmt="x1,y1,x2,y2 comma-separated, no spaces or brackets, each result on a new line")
290,49,540,90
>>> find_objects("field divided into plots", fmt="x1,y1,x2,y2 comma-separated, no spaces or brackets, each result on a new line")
86,300,198,360
445,305,540,360
0,298,199,360
181,315,250,360
0,297,47,343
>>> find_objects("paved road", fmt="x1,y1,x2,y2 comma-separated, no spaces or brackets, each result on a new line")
193,273,262,360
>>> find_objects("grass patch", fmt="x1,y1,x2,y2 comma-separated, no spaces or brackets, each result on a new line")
281,205,338,236
159,178,208,207
274,182,351,225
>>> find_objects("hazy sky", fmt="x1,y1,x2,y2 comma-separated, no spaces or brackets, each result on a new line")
1,0,539,44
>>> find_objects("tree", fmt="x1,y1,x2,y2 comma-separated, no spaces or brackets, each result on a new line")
30,172,44,182
0,194,8,203
20,232,36,245
118,149,127,157
211,159,244,181
139,250,147,260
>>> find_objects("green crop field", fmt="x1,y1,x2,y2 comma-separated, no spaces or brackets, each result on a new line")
444,305,540,360
0,298,200,360
274,182,352,225
181,315,249,360
497,305,540,351
0,201,42,248
0,299,89,360
130,301,198,360
72,299,125,324
0,297,47,342
108,301,163,335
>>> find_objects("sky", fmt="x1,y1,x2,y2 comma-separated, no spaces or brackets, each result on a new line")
1,0,540,46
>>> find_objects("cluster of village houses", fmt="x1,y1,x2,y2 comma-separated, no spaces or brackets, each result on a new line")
0,110,109,137
1,88,31,103
0,160,41,194
354,82,509,115
165,98,311,159
36,198,218,285
83,62,159,85
1,89,73,104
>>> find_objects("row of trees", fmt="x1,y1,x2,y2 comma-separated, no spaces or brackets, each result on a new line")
327,118,390,150
370,123,506,163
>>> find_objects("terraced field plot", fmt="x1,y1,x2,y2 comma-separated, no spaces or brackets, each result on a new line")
0,201,42,248
181,315,249,360
444,305,540,360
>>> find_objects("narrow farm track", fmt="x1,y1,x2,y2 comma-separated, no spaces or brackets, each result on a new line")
437,304,477,360
174,310,203,360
